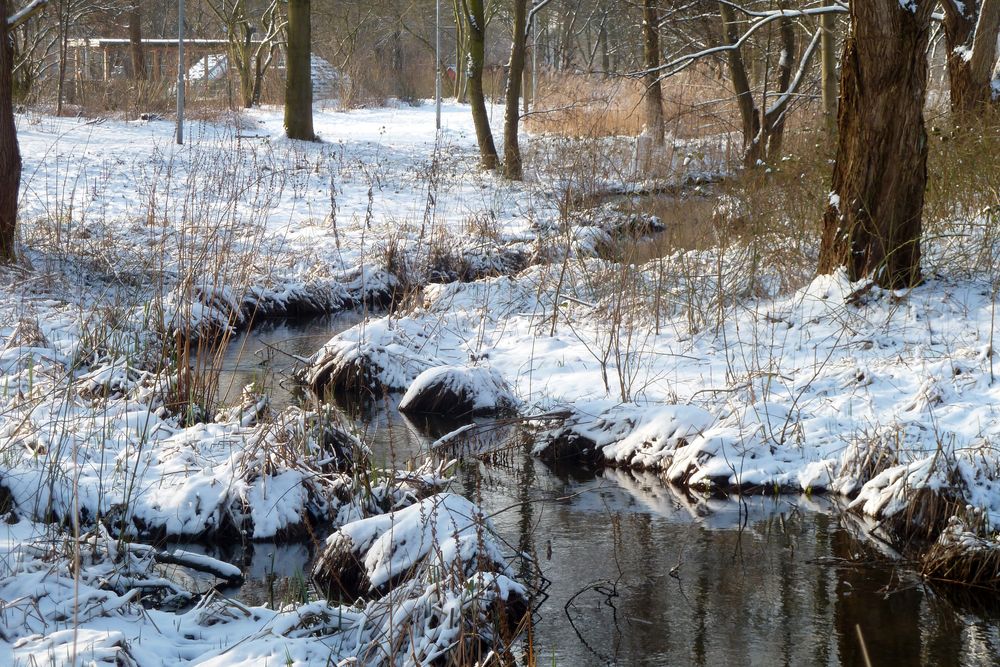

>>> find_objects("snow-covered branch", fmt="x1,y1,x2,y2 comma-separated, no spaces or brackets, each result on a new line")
641,4,846,80
526,0,556,37
6,0,48,30
766,28,823,119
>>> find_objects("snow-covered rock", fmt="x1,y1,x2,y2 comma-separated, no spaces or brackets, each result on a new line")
398,364,519,417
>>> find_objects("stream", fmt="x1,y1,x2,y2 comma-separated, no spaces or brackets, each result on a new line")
187,313,1000,666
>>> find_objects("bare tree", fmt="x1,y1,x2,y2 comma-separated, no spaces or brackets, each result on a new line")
285,0,314,140
501,0,528,179
205,0,284,108
641,0,664,145
461,0,498,169
818,0,935,288
1,0,47,262
0,0,19,261
713,2,822,164
127,0,143,79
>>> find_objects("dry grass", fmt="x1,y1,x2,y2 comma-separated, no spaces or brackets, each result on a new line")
921,511,1000,592
523,67,738,140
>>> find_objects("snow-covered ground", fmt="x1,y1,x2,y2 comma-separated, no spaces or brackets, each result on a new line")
2,99,999,663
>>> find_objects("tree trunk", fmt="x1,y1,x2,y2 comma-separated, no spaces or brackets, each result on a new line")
764,4,796,158
252,50,264,106
502,0,528,180
465,0,498,170
56,9,68,115
820,0,837,125
0,0,21,261
942,1,979,111
129,2,145,80
239,26,254,108
942,0,1000,111
817,0,934,289
452,0,468,102
719,2,760,165
284,0,315,141
599,11,610,74
642,0,665,146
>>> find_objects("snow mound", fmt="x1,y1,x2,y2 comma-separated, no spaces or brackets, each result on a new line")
536,403,716,469
399,364,519,417
314,493,509,596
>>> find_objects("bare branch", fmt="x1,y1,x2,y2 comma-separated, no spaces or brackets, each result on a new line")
7,0,48,30
766,27,822,122
640,4,847,81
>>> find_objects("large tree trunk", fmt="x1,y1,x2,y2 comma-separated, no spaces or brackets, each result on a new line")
129,1,145,80
642,0,665,145
501,0,528,180
465,0,498,170
817,0,935,289
0,0,21,261
942,0,1000,111
284,0,315,140
719,2,760,165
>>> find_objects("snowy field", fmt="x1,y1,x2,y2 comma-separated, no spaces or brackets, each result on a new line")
1,100,999,663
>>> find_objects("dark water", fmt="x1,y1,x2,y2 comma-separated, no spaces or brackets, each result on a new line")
195,315,1000,666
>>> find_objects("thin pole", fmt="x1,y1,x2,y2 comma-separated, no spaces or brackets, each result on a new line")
435,0,441,130
176,0,184,145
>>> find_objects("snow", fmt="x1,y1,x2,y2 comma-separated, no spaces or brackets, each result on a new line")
5,97,1000,660
324,493,509,591
398,364,520,415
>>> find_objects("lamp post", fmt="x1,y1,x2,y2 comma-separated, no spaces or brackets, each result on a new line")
176,0,184,145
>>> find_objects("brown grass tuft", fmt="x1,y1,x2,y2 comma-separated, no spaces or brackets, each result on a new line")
523,67,738,140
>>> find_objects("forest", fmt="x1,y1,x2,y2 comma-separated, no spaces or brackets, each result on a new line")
0,0,999,664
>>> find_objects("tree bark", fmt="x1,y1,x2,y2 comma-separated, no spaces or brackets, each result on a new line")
129,1,145,80
0,0,22,261
820,0,838,125
452,0,468,102
642,0,665,145
502,0,528,179
464,0,498,170
817,0,935,289
719,2,760,165
238,25,254,108
284,0,315,141
942,0,1000,111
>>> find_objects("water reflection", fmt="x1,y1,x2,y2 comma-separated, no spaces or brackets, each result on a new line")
206,310,366,411
334,405,1000,665
200,316,1000,666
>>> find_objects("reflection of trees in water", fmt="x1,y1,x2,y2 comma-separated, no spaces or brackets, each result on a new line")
832,528,923,665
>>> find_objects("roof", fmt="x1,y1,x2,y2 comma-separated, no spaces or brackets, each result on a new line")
67,38,263,48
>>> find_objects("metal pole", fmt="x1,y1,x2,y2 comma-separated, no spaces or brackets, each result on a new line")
176,0,185,145
435,0,441,131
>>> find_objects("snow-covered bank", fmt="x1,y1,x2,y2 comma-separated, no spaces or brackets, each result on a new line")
4,98,1000,663
307,258,1000,543
3,103,558,663
0,495,525,666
